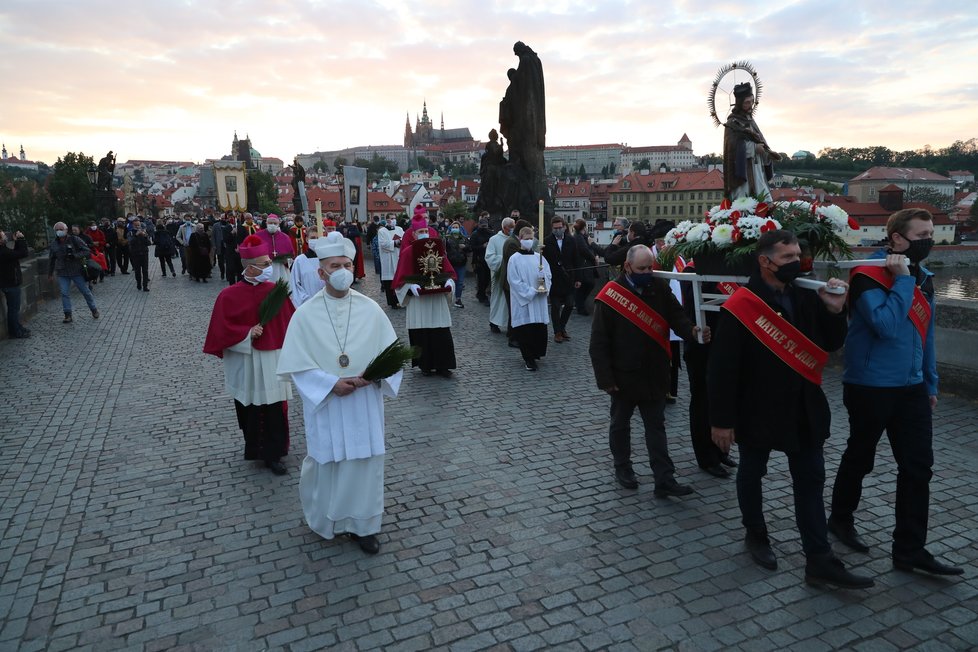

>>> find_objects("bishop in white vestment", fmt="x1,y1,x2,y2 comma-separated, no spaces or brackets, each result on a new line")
277,232,401,555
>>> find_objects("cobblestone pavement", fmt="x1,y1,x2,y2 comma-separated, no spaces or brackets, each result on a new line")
1,259,976,652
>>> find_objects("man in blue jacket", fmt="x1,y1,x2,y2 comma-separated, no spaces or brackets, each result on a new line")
829,208,962,576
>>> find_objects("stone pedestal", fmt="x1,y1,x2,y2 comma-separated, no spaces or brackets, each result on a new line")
93,189,118,221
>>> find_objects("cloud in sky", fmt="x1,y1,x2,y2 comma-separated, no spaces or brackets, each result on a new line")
1,0,976,165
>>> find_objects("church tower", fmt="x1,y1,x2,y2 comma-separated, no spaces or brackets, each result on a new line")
404,112,413,148
19,145,25,160
1,144,6,160
232,131,239,159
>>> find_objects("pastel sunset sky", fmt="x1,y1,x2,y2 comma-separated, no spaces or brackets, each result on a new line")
2,0,976,166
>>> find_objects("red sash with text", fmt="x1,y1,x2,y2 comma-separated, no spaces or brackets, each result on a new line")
850,266,931,343
716,281,739,295
722,288,829,385
595,281,672,358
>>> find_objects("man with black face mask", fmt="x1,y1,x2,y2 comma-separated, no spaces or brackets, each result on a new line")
589,244,707,498
828,209,961,577
708,230,873,590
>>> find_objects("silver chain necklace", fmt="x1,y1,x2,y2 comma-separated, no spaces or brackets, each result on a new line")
322,292,353,368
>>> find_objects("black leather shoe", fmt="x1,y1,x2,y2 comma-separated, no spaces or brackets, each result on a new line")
702,464,730,478
653,480,693,498
614,467,638,490
490,324,501,333
827,518,870,553
349,533,381,555
508,339,520,348
893,550,964,576
720,454,738,468
805,554,874,589
265,460,287,475
745,532,777,570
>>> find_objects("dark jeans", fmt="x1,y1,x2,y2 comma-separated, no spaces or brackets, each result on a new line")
131,254,150,289
115,245,130,273
609,393,675,487
475,259,490,301
737,443,830,556
104,245,116,273
549,292,574,334
1,286,25,336
215,252,226,279
830,383,933,556
669,341,681,396
684,343,724,468
177,244,187,272
575,276,595,314
158,255,176,276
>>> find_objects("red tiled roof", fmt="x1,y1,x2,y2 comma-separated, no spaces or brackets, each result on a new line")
948,170,973,176
554,180,592,196
546,144,622,151
850,167,952,183
878,184,903,192
622,145,685,154
833,197,950,224
611,170,723,192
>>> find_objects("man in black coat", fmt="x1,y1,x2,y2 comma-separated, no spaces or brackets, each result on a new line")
708,230,872,589
542,216,583,343
468,212,494,306
0,230,30,338
589,244,706,497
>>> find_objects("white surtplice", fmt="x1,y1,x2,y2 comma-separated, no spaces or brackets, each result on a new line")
288,253,325,308
485,230,510,328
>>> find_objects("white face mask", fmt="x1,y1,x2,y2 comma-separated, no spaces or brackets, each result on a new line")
249,265,273,284
266,224,279,234
416,230,429,240
326,267,354,292
520,239,535,251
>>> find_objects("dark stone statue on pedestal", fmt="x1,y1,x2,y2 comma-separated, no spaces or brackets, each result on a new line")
93,150,119,220
475,41,554,229
96,151,116,192
291,157,306,215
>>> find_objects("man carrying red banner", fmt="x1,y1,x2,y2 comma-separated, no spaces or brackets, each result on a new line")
589,245,708,498
708,230,873,589
829,208,961,577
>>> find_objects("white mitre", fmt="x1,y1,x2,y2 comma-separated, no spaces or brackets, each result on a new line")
312,231,356,260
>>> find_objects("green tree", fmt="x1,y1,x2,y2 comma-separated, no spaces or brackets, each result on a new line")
0,174,53,249
968,199,978,230
442,201,471,223
416,156,435,174
578,164,587,178
635,158,651,171
333,156,348,174
313,160,328,173
46,152,96,225
250,168,279,213
904,185,954,214
366,153,398,176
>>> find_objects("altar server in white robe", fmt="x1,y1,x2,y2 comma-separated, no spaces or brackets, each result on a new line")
376,218,403,309
288,230,325,307
484,217,515,333
507,226,552,371
277,231,401,555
